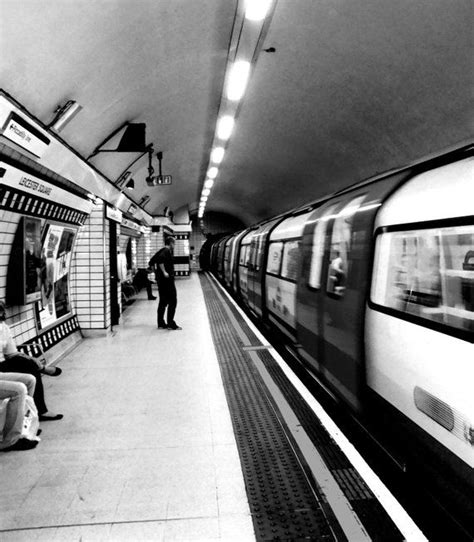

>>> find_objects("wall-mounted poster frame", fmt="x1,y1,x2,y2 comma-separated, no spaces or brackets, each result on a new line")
35,221,78,331
6,216,43,305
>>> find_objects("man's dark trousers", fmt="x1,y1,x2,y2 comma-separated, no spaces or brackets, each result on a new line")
157,278,177,326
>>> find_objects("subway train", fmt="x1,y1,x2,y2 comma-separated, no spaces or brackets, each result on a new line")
202,145,474,527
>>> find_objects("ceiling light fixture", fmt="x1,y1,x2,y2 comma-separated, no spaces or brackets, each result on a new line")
244,0,272,21
202,188,211,196
226,60,251,101
49,100,83,132
204,179,214,189
211,147,225,164
216,116,234,140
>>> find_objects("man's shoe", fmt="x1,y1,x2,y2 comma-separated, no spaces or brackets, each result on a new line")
168,323,182,330
158,322,168,329
148,296,157,300
1,438,39,452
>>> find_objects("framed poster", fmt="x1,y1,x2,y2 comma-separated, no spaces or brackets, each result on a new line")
36,223,77,330
6,217,43,305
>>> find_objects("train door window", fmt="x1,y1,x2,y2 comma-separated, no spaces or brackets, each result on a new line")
281,240,301,282
371,223,474,334
253,234,264,271
267,242,283,275
326,196,365,296
240,245,249,266
308,205,336,289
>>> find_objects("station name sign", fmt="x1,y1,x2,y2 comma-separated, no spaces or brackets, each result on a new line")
146,175,172,186
18,176,52,196
1,112,50,158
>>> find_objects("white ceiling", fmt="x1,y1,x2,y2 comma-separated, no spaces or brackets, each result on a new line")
1,0,472,226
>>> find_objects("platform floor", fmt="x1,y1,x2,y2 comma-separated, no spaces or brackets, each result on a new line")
0,273,254,541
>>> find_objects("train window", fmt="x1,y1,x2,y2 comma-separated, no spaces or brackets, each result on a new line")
239,245,248,266
267,242,283,275
371,224,474,333
326,196,365,296
281,240,301,281
308,205,336,289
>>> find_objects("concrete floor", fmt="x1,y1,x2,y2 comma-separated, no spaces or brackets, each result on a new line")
0,273,254,541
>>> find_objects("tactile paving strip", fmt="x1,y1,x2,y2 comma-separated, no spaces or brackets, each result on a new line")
200,274,337,541
257,349,403,541
201,273,405,541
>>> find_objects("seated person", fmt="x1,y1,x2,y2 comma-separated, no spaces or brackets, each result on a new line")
0,300,63,422
0,373,39,451
132,268,156,300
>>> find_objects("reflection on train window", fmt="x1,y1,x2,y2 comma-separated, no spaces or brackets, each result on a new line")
267,242,283,275
371,224,474,333
281,240,300,281
326,196,365,296
309,205,336,289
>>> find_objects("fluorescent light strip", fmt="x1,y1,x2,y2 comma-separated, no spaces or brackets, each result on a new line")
211,147,225,164
207,167,218,179
226,60,251,101
216,115,234,140
244,0,272,21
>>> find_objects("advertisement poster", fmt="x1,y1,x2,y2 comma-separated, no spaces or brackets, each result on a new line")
24,218,43,303
266,275,297,329
37,224,76,329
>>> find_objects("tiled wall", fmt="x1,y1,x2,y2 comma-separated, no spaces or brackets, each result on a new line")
70,201,109,332
173,233,190,276
136,229,164,269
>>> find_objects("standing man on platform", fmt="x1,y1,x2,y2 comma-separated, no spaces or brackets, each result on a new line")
149,236,182,330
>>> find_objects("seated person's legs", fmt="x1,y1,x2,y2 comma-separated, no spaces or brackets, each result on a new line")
0,375,38,451
0,355,62,421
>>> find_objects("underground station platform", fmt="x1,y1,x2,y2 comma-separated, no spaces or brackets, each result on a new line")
0,272,427,541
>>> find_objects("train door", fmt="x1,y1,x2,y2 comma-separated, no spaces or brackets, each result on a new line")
238,230,254,305
230,230,246,293
318,175,407,412
223,236,234,286
216,236,230,281
297,202,337,371
247,219,281,317
321,194,368,410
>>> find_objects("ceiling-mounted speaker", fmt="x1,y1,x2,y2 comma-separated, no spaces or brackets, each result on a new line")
117,123,147,152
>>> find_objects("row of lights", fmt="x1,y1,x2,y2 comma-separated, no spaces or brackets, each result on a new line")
198,0,273,219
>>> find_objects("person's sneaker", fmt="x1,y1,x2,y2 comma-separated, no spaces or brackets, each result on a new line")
168,323,182,330
1,438,39,452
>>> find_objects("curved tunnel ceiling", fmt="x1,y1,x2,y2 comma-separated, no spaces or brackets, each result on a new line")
1,0,472,227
